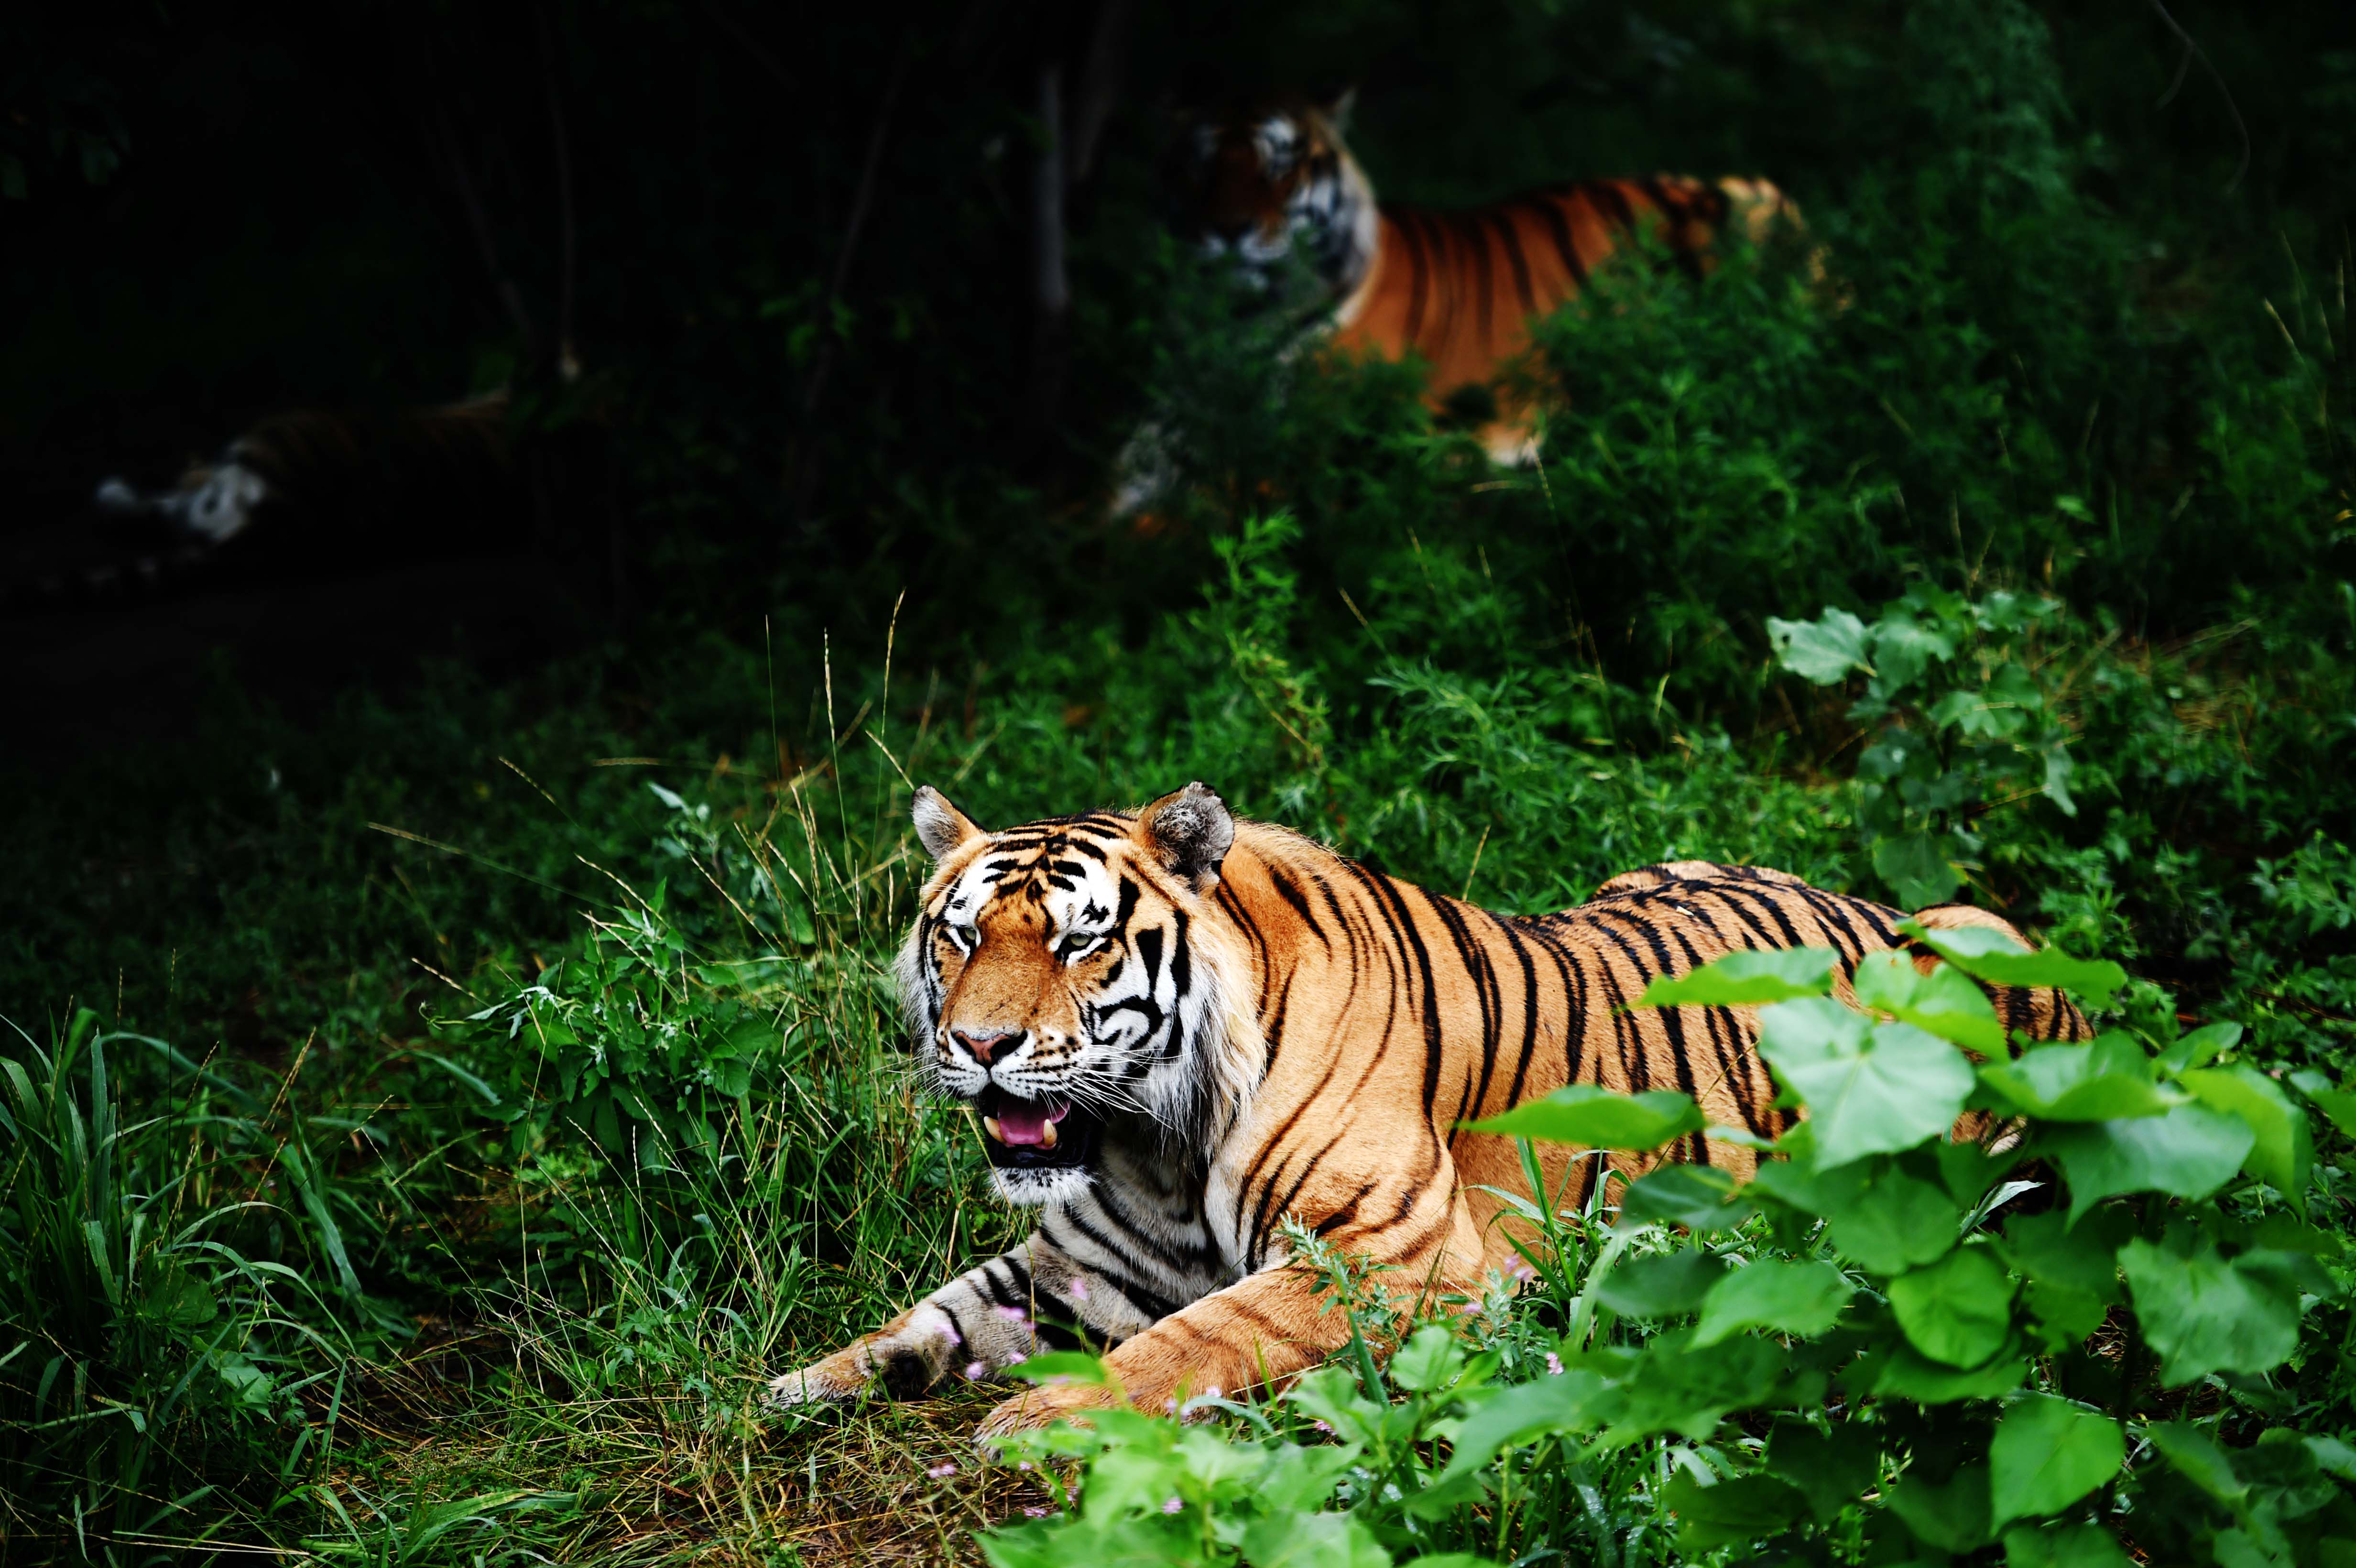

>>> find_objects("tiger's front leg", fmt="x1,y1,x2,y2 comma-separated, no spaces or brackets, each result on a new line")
978,1176,1487,1437
765,1232,1154,1408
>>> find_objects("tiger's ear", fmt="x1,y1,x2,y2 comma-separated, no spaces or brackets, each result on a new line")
1310,85,1357,134
912,786,983,861
1135,782,1235,893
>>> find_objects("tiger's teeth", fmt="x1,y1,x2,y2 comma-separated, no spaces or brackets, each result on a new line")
1040,1118,1058,1151
983,1116,1005,1143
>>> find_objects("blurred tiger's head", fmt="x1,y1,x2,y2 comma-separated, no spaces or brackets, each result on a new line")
1164,92,1379,301
898,783,1264,1204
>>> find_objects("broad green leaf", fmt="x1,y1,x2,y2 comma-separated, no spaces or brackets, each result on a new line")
1765,1418,1878,1524
1989,1395,2123,1527
2305,1435,2356,1484
1827,1172,1962,1274
1662,1470,1807,1552
1870,1343,2027,1404
2178,1066,2313,1215
2043,1106,2255,1225
1887,1463,1993,1553
1768,608,1872,683
1598,1331,1793,1446
2119,1240,2302,1385
1432,1371,1610,1485
2144,1421,2247,1507
1692,1260,1854,1347
1466,1084,1703,1151
1999,1523,2137,1568
2290,1068,2356,1138
2156,1021,2241,1078
2002,1210,2123,1346
1633,947,1837,1008
1617,1164,1747,1231
1980,1040,2181,1122
1389,1324,1465,1393
1251,1441,1365,1514
1239,1510,1394,1568
1757,1000,1975,1169
1747,1139,1873,1217
1854,949,2005,1053
1896,920,2127,1008
1874,832,1963,909
1888,1246,2015,1368
1871,614,1957,689
1008,1351,1107,1385
1594,1251,1729,1319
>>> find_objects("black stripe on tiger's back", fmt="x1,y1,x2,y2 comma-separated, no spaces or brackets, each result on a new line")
1354,865,1449,1122
1264,864,1331,951
1452,210,1496,346
1395,210,1432,344
1585,909,1704,1104
1582,180,1639,238
1528,193,1589,292
1477,906,1547,1117
1488,209,1538,320
1417,886,1504,1131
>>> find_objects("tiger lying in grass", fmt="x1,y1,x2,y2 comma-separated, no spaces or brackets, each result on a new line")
767,784,2087,1437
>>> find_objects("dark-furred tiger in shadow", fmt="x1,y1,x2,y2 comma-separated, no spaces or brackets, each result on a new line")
767,783,2088,1437
1107,92,1807,512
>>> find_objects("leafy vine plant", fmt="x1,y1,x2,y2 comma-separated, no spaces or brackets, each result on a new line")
976,930,2355,1566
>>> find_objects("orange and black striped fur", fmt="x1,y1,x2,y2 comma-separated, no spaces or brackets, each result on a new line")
768,784,2087,1437
1168,94,1800,462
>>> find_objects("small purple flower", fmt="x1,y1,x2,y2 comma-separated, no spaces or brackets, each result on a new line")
1069,1278,1089,1301
1311,1419,1332,1434
965,1360,987,1380
1161,1496,1184,1514
995,1305,1031,1322
927,1462,958,1479
942,1323,963,1347
1017,1460,1033,1471
1005,1351,1026,1365
1024,1506,1048,1518
1545,1352,1564,1377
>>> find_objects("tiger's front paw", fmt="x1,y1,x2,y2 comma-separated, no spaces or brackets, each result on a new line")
975,1380,1121,1440
766,1318,947,1409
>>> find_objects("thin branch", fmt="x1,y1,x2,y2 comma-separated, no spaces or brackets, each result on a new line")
430,100,538,349
535,3,579,378
2145,0,2251,196
699,0,797,94
1066,0,1134,190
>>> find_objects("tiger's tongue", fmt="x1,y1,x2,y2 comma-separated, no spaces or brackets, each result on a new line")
994,1102,1056,1145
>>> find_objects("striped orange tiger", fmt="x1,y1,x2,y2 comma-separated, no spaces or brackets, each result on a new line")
1167,92,1801,463
767,783,2087,1436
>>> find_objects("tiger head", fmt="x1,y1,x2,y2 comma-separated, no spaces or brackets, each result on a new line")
1164,92,1379,303
898,783,1264,1204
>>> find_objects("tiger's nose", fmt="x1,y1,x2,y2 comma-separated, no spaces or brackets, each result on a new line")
952,1027,1018,1065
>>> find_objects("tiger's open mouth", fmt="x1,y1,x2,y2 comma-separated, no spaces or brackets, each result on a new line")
974,1085,1099,1173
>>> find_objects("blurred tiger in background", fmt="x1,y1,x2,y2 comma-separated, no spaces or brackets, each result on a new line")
1115,91,1804,513
768,783,2086,1437
92,391,521,577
